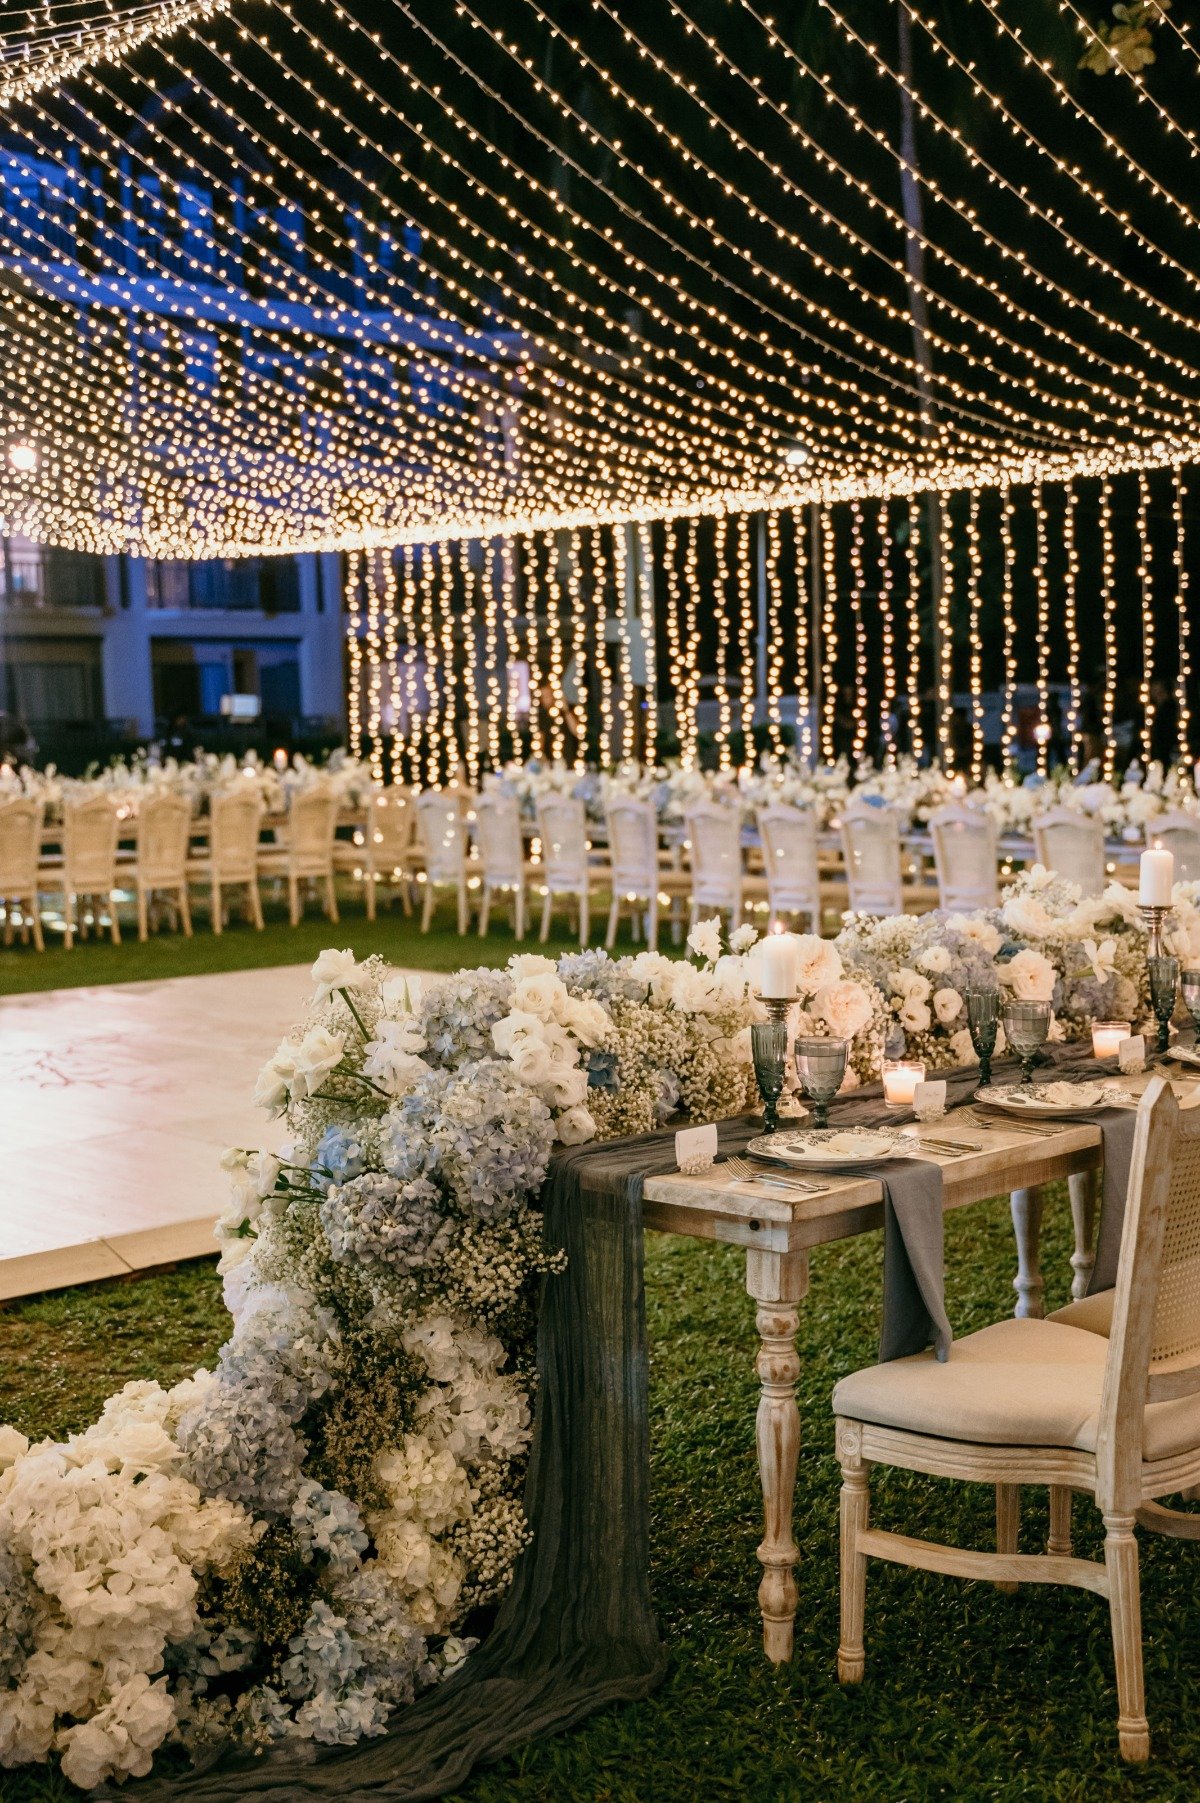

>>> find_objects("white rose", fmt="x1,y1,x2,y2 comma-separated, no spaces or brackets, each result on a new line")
1002,948,1057,1003
556,1105,597,1145
669,963,720,1013
948,1027,977,1065
562,995,612,1047
815,980,873,1041
729,923,758,953
898,998,932,1034
508,953,557,983
289,1026,346,1099
917,945,952,975
491,1009,545,1058
311,947,370,1006
253,1048,295,1116
512,972,569,1021
687,917,723,964
540,1066,589,1109
510,1037,556,1088
790,933,842,994
933,987,962,1025
889,967,931,1003
946,914,1004,957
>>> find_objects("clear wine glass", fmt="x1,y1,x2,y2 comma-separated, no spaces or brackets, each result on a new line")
1002,999,1051,1092
965,987,1001,1088
794,1035,848,1130
751,1020,788,1134
1182,967,1200,1038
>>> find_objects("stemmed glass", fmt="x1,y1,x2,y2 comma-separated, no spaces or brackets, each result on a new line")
1182,968,1200,1039
1149,955,1180,1055
794,1035,848,1130
751,1020,789,1134
1002,999,1051,1092
966,988,1001,1088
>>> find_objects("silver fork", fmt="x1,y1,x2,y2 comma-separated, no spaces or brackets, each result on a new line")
721,1154,826,1195
962,1109,1043,1137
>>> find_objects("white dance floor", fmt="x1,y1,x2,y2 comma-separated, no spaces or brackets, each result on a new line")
0,964,419,1302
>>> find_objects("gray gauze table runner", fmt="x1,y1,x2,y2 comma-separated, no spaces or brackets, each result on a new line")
134,1117,762,1802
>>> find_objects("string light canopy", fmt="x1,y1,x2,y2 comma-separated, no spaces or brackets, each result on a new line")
0,0,1197,558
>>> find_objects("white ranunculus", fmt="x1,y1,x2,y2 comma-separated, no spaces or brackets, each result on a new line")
948,1027,977,1065
790,933,842,995
933,987,962,1025
310,947,370,1006
898,997,932,1034
555,1104,597,1144
289,1026,346,1099
945,913,1004,957
917,945,952,975
815,980,873,1041
1002,947,1057,1002
687,917,723,964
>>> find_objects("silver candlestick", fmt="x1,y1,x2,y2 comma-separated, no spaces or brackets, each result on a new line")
1140,904,1174,962
758,993,800,1106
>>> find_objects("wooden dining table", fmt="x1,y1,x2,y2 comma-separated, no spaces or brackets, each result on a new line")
639,1091,1151,1665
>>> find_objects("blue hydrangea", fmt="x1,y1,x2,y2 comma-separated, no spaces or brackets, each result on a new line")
384,1061,556,1221
557,949,644,1006
585,1048,620,1091
290,1480,369,1574
418,969,515,1067
312,1124,368,1185
321,1171,453,1274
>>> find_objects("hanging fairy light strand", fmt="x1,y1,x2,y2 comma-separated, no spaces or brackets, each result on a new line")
877,500,896,766
999,490,1018,768
1175,467,1193,761
965,492,984,785
1063,484,1082,765
1033,486,1051,776
765,511,786,760
819,507,839,764
905,498,924,766
1099,479,1118,782
1138,471,1156,769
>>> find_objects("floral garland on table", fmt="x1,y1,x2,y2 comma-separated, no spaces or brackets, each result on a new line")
834,910,1006,1071
0,748,374,825
9,925,892,1791
978,762,1200,841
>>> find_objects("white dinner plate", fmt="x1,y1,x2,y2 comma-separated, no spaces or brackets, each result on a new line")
1162,1046,1200,1070
973,1081,1135,1119
746,1127,909,1170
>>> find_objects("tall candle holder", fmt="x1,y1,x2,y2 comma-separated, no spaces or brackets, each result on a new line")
1140,904,1173,962
756,993,798,1121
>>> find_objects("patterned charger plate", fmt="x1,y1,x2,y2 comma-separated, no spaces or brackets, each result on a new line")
974,1082,1135,1119
745,1127,909,1169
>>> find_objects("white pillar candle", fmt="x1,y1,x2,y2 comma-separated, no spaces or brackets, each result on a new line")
1140,847,1174,906
1092,1021,1131,1059
883,1059,925,1106
759,932,796,998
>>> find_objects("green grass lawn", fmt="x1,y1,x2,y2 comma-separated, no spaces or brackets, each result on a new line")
3,1194,1197,1800
0,887,671,996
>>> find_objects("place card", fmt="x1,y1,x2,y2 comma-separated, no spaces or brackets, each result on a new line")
676,1122,718,1174
1118,1035,1146,1074
913,1079,947,1121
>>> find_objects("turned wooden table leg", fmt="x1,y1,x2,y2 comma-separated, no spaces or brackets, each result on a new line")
746,1246,809,1664
1068,1169,1098,1300
1010,1186,1045,1319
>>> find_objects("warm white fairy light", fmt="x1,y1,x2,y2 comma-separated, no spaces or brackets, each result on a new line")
541,531,566,765
522,535,545,763
637,521,659,764
735,511,755,761
765,510,785,759
380,547,400,782
847,500,868,762
999,489,1018,767
663,519,685,762
1034,485,1051,775
905,498,924,766
458,539,481,787
566,525,587,770
966,491,984,785
793,508,814,765
1063,483,1082,764
1138,470,1156,767
345,548,364,756
714,514,733,774
819,506,838,763
439,540,460,782
591,526,614,763
364,549,385,784
1175,467,1193,760
682,516,701,770
1100,479,1118,781
499,535,521,751
483,538,503,769
399,544,421,775
877,500,896,765
619,529,636,765
935,496,955,774
419,546,441,785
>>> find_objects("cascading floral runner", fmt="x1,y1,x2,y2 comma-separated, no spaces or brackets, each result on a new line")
0,866,1193,1791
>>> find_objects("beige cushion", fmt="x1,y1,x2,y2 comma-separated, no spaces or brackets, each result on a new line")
1048,1289,1114,1338
833,1316,1200,1461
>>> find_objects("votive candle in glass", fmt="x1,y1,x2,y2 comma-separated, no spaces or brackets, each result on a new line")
1092,1020,1131,1060
882,1058,926,1107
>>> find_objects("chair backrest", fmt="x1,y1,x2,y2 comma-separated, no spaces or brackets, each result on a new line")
63,793,120,891
1097,1080,1200,1512
1032,807,1105,897
1148,811,1200,884
757,804,820,924
840,804,903,915
135,792,191,886
927,803,999,912
0,796,43,891
367,784,417,871
686,803,744,913
537,794,589,890
287,787,339,875
605,797,660,898
472,792,525,886
209,788,264,882
415,789,467,885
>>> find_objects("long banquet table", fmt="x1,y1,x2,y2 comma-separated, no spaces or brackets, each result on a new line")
638,1091,1146,1663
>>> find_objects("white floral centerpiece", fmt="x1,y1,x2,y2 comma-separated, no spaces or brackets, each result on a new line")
834,911,1006,1070
997,865,1148,1037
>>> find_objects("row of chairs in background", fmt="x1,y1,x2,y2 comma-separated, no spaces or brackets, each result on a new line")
0,787,346,948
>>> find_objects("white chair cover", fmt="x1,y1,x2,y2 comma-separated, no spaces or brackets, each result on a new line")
757,803,821,929
686,803,745,918
1032,807,1106,896
927,803,999,911
840,804,904,915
